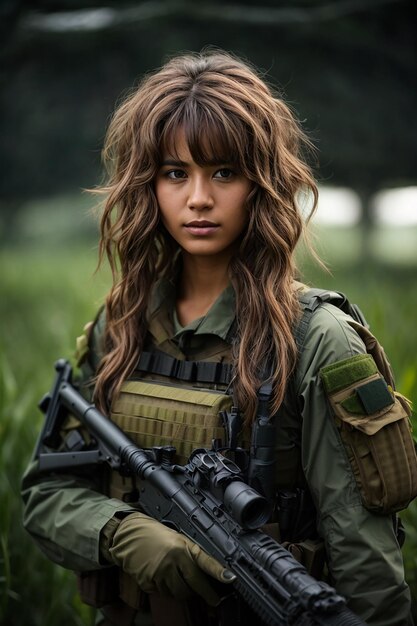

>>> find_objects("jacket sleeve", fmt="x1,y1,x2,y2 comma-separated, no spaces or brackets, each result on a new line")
21,462,134,571
297,303,413,626
21,310,135,572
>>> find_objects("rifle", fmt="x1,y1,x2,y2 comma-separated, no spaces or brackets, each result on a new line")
36,360,365,626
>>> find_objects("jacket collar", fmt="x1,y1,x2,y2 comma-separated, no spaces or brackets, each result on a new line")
147,276,236,349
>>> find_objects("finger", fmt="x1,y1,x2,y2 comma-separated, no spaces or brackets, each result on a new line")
189,542,236,584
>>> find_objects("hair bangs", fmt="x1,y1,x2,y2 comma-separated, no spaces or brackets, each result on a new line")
159,97,243,169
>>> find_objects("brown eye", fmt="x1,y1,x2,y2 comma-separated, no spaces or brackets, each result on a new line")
214,168,234,179
167,169,187,179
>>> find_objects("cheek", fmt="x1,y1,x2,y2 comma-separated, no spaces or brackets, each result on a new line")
155,186,175,225
159,211,175,235
155,176,173,204
236,182,251,209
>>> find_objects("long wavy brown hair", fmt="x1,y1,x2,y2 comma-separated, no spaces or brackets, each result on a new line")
94,49,318,425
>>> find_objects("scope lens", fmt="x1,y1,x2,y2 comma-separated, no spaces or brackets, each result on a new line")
223,481,271,529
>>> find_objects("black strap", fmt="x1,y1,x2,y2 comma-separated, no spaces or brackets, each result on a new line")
295,288,368,352
247,367,277,500
136,350,233,385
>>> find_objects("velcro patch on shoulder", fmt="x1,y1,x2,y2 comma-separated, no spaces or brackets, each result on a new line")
355,378,395,414
321,354,395,416
320,354,378,394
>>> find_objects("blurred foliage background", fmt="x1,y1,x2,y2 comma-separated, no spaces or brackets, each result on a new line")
0,0,416,624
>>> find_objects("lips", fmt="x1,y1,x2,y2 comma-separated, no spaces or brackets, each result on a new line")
185,220,218,227
184,220,219,236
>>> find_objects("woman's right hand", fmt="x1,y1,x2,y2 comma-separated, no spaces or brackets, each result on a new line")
108,512,234,605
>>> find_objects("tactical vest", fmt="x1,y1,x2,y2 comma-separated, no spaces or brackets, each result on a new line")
108,350,253,502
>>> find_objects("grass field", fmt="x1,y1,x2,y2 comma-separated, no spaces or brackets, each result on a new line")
0,235,416,624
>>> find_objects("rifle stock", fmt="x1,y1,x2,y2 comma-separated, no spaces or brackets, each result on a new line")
37,360,365,626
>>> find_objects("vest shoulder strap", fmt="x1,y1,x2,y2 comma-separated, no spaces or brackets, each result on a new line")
295,288,368,351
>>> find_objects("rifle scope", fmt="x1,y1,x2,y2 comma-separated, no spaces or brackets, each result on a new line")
190,449,271,530
223,479,271,530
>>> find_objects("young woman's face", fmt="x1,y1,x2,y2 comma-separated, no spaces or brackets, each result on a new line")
155,132,251,262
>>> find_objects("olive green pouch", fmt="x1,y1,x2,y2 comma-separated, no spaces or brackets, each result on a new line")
321,354,417,514
111,380,233,465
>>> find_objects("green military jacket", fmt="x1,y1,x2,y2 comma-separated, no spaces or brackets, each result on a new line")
21,278,413,625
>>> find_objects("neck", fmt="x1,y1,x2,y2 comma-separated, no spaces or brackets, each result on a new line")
175,253,232,325
181,253,231,295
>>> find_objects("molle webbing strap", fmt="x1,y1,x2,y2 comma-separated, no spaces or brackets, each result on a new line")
136,350,233,385
295,289,369,352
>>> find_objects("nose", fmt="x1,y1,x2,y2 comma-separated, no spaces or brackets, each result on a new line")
187,176,214,211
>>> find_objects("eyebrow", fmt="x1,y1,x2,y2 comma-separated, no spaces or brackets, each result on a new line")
160,159,188,167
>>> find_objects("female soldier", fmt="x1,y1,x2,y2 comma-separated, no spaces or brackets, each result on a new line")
22,50,414,626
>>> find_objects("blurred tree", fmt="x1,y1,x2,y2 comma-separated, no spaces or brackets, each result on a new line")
0,0,415,240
